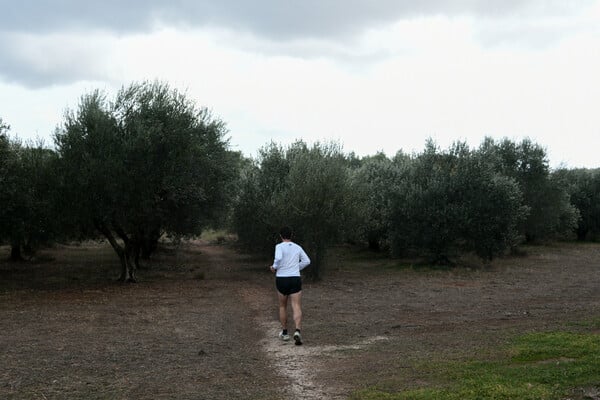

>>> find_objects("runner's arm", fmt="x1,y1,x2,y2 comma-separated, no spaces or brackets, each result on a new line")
298,248,311,270
273,245,283,270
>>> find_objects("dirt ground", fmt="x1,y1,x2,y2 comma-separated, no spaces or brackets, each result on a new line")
1,240,599,399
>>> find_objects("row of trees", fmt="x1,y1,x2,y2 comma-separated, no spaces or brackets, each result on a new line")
230,137,591,278
2,81,600,281
1,82,238,281
1,119,60,261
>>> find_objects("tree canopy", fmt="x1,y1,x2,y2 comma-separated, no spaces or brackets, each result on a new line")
387,141,527,263
54,81,238,281
3,92,600,280
232,140,352,280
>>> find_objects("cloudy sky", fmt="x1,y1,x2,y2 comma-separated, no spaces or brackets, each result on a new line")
1,1,600,168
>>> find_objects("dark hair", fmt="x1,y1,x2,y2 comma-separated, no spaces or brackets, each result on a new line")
279,226,292,240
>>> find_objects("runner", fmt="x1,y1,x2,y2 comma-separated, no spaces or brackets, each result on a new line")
269,226,311,345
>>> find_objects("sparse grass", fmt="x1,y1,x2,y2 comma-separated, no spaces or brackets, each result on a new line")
351,328,600,400
567,318,600,330
0,243,120,292
332,244,498,273
200,229,235,244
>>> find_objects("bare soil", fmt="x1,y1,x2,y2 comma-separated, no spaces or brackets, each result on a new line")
1,240,599,399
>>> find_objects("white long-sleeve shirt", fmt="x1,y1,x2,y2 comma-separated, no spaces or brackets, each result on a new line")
273,241,311,277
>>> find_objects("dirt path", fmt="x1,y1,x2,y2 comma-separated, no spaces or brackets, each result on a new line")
2,240,600,399
200,243,388,399
240,286,326,400
199,244,334,399
239,285,389,400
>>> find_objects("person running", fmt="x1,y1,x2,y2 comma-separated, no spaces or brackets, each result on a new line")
269,226,311,345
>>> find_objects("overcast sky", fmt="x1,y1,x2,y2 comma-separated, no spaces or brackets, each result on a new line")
1,1,599,168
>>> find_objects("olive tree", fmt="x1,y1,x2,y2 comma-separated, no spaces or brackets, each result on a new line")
9,144,60,260
554,168,600,241
1,120,60,260
231,143,290,252
478,137,578,242
232,140,352,280
0,120,18,254
389,141,527,263
55,81,237,281
348,152,403,251
278,141,352,280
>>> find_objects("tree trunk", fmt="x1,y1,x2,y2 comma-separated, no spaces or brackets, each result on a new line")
10,241,23,261
113,223,138,283
304,242,325,282
367,238,380,251
94,220,137,282
123,242,138,282
140,228,161,259
576,226,588,241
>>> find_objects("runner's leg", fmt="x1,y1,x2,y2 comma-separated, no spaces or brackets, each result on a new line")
278,292,288,330
290,291,302,331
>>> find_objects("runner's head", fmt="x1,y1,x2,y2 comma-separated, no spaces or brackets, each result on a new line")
280,226,292,240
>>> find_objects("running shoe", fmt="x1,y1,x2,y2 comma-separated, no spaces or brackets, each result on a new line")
279,331,290,341
293,330,302,345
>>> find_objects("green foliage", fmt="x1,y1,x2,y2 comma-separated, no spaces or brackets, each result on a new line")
54,81,237,280
54,90,118,237
10,144,61,254
231,140,352,279
0,121,17,246
352,331,600,400
464,149,529,260
479,137,579,242
280,141,352,279
388,140,526,263
554,168,600,241
111,81,237,235
349,153,404,251
0,120,60,258
4,109,591,272
230,157,276,251
390,141,466,261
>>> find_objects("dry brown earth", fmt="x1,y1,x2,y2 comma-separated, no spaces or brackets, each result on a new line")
1,240,599,399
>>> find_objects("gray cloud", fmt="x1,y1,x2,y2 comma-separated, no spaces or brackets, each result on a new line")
2,0,591,38
0,0,594,88
0,33,113,88
0,52,80,88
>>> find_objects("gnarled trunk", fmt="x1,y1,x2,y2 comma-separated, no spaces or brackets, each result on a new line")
122,242,139,282
94,219,137,282
113,224,138,282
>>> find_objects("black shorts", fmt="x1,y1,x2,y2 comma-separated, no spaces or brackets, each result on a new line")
276,276,302,296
